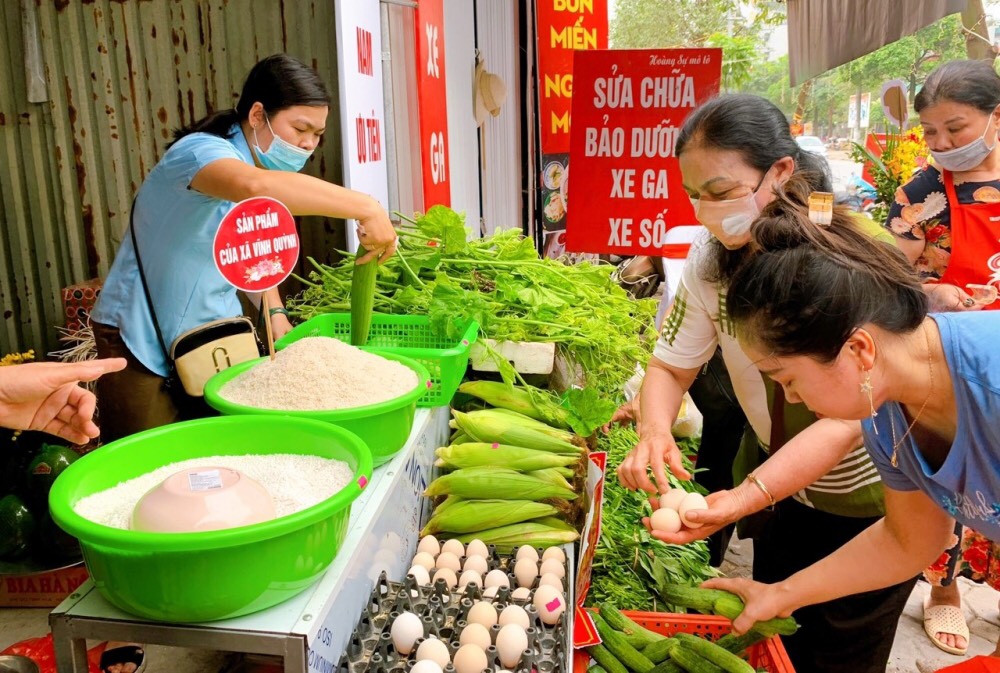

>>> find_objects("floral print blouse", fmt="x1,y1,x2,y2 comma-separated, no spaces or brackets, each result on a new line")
885,165,1000,280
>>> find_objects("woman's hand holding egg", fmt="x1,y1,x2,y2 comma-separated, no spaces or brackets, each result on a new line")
643,488,746,545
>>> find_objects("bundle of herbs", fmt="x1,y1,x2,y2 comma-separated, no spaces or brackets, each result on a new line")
586,425,716,611
287,206,658,397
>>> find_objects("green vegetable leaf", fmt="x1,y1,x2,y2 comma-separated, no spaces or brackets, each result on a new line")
563,387,618,437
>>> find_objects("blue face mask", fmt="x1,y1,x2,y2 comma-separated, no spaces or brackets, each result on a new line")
253,115,313,172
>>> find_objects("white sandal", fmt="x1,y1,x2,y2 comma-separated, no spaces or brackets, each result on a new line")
923,600,970,656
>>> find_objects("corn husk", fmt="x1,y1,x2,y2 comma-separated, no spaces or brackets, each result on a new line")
422,499,558,535
424,467,577,501
451,410,582,455
457,381,571,429
447,522,580,549
435,443,580,471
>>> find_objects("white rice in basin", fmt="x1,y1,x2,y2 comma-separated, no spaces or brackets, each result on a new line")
219,337,419,410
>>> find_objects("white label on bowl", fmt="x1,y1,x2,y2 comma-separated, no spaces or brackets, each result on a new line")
187,469,224,491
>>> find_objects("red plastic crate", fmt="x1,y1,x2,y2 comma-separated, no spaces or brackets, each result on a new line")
574,609,795,673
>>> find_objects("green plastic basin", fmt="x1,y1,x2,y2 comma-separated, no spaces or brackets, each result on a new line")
48,416,372,623
203,350,430,467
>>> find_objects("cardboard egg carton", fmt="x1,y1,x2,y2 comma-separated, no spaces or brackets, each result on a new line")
339,548,570,673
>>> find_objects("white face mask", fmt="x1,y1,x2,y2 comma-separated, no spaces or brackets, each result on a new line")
930,118,997,172
693,168,770,248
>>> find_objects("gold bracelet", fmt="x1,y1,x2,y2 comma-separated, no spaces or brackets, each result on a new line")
746,472,776,511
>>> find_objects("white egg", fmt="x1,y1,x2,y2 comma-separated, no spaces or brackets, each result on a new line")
436,551,463,572
411,660,444,673
459,570,483,588
511,587,532,600
417,535,441,556
659,487,688,512
466,538,489,559
466,601,498,628
442,539,466,558
538,573,563,592
412,552,437,571
408,565,431,585
416,638,451,669
482,586,499,599
498,604,530,630
532,585,566,625
513,558,538,588
515,545,539,563
432,567,458,588
459,622,493,650
678,492,709,529
495,624,528,668
539,558,565,579
463,555,489,575
650,507,682,534
452,644,488,673
541,546,566,564
390,611,423,655
484,569,511,589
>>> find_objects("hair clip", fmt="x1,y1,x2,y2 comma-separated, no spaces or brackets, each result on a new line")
808,192,834,226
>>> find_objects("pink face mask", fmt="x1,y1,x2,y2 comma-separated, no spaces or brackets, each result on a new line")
692,168,771,247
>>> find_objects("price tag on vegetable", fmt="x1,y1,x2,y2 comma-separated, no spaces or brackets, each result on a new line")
214,197,299,292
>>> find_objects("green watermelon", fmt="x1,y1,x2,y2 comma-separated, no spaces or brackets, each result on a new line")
0,494,36,559
24,443,80,512
32,511,81,564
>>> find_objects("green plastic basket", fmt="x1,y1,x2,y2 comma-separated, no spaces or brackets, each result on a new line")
276,313,478,408
48,416,372,623
204,351,430,467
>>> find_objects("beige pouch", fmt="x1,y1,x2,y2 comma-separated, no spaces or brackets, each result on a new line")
170,317,261,396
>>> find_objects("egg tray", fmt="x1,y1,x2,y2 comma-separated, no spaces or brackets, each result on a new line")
338,557,570,673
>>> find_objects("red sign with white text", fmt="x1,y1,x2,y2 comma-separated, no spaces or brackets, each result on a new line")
415,0,451,207
213,197,299,292
565,49,721,255
536,0,608,154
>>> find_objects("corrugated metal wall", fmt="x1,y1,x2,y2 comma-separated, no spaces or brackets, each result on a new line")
0,0,345,356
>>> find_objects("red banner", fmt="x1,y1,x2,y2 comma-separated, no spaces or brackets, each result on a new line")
536,0,609,155
213,197,299,292
565,49,721,255
415,0,451,207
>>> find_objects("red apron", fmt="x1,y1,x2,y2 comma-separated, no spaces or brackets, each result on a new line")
940,170,1000,309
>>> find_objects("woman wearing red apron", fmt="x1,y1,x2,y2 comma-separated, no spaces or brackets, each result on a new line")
886,59,1000,659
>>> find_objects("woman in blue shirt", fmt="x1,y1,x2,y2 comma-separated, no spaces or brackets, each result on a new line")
91,54,396,443
689,177,1000,654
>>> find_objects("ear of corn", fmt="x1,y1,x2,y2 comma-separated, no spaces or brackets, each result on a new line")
424,467,577,500
450,431,473,445
449,521,580,548
432,495,464,516
436,443,580,471
421,499,558,535
527,468,576,492
485,408,577,442
452,410,582,455
350,252,378,346
458,381,571,429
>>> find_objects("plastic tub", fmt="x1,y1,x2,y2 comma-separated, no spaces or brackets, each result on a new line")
48,416,372,623
276,313,478,408
203,350,430,467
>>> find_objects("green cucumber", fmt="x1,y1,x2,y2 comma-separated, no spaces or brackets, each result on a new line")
600,603,667,647
649,660,684,673
593,614,657,673
711,597,798,638
588,644,629,673
657,584,732,613
641,637,679,664
714,632,767,655
589,664,609,673
668,646,724,673
673,633,754,673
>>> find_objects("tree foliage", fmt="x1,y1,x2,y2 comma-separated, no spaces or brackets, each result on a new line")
610,0,784,91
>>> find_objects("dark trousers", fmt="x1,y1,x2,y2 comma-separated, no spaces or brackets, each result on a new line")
93,322,214,443
688,347,747,566
754,498,917,673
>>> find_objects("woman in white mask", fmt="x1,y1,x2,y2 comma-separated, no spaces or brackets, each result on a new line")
616,94,911,673
90,54,397,448
881,59,1000,656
